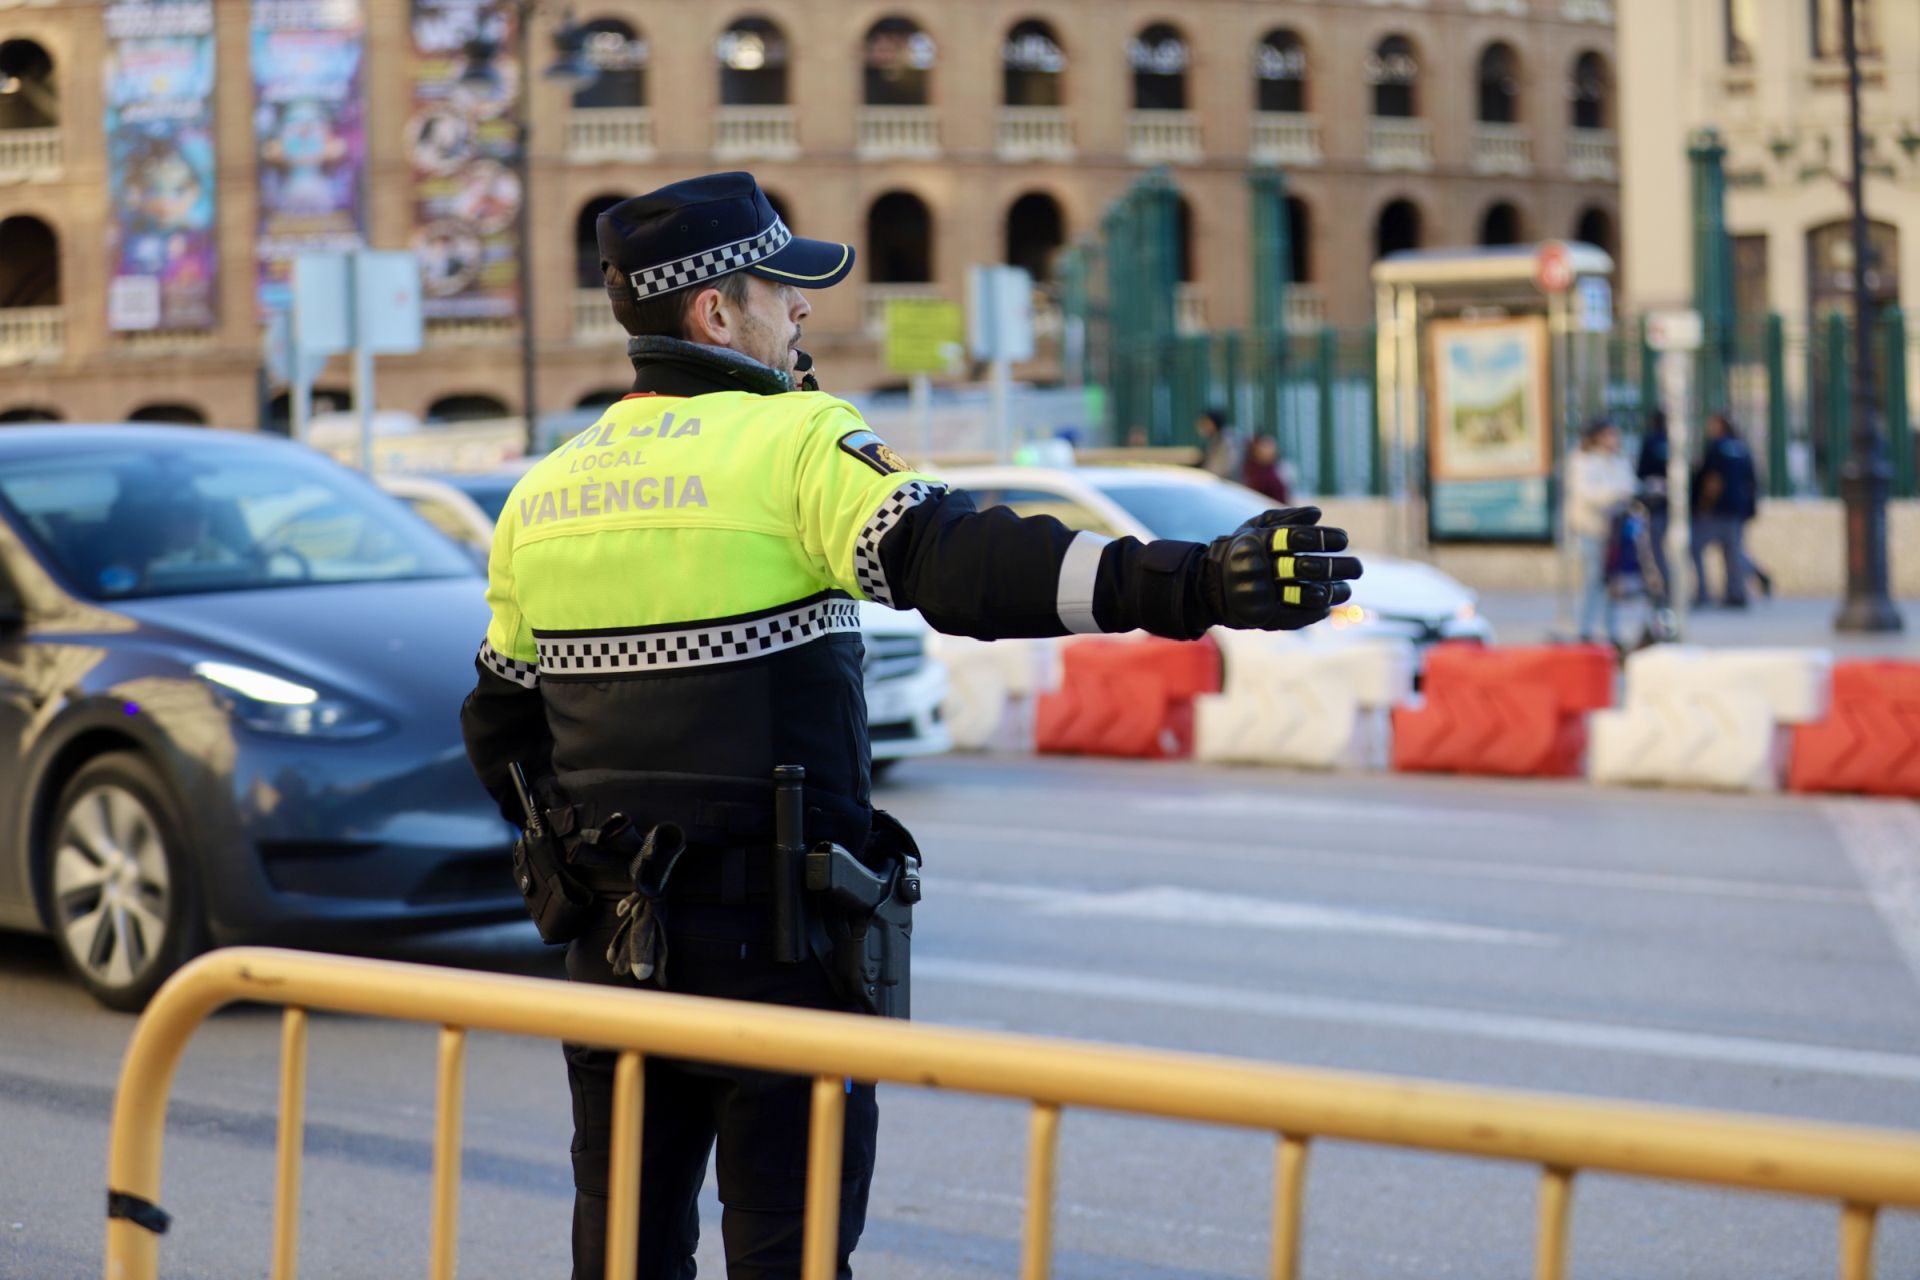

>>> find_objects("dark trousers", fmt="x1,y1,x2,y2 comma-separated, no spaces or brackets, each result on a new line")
1690,514,1751,605
564,901,879,1280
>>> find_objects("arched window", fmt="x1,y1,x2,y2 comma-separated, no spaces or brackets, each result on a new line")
1130,23,1188,112
1574,206,1615,257
763,189,793,229
0,216,59,307
1176,195,1194,283
1005,192,1065,283
1285,196,1311,283
1570,51,1610,130
1477,42,1520,124
0,39,57,130
1003,19,1065,107
128,403,207,425
575,193,630,289
571,18,647,109
1255,29,1308,114
575,387,627,410
864,16,934,107
1479,202,1523,246
1368,36,1419,119
717,15,788,106
266,388,350,433
427,393,511,423
1375,199,1421,259
0,406,63,423
867,191,933,283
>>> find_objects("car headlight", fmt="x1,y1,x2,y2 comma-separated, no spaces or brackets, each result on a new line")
1455,602,1479,622
193,661,389,739
1328,603,1376,629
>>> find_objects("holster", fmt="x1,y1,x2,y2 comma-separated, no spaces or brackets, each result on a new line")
808,810,920,1019
510,825,592,946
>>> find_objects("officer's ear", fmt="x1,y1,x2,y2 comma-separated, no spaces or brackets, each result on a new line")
682,284,734,348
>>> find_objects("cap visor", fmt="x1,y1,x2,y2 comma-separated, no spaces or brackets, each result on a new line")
745,236,855,289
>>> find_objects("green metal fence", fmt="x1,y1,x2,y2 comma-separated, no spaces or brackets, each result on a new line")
1068,172,1917,502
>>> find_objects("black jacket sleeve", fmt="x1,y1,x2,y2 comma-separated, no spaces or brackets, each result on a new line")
875,487,1214,641
459,663,555,825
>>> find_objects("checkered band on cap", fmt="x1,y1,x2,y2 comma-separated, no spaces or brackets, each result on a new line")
477,639,540,689
628,219,795,300
854,480,940,608
534,596,862,676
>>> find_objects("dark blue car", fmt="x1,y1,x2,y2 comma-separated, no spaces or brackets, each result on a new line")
0,426,524,1009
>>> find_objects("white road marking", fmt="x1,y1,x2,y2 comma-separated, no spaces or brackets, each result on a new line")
1826,798,1920,993
911,821,1866,908
917,957,1920,1084
944,882,1555,946
1126,791,1550,829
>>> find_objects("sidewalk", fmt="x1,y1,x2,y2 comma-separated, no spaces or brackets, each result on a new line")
1475,591,1920,659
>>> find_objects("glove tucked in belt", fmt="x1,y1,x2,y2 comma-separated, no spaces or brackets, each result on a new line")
606,823,689,985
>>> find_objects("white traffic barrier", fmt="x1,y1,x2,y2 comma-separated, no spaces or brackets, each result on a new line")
1195,634,1415,770
928,635,1064,752
1589,646,1833,791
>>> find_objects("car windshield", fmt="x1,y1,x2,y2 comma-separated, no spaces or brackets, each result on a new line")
0,442,476,600
1095,479,1277,543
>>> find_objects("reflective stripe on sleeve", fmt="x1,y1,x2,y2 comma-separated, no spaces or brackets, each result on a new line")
477,638,540,688
853,480,940,608
1055,530,1112,634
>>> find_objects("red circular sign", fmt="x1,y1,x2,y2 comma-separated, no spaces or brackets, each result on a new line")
1535,241,1573,294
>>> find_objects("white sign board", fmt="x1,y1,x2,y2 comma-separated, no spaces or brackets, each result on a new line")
292,253,352,356
1646,308,1703,353
354,250,424,355
968,264,1035,363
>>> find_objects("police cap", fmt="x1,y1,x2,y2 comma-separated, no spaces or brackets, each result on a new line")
596,172,855,302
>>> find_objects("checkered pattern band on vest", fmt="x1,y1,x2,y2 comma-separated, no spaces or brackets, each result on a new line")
477,639,540,689
854,480,940,607
534,596,862,675
628,219,795,300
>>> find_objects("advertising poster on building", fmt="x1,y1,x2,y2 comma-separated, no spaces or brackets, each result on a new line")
252,0,368,315
1426,316,1554,543
406,0,522,320
103,0,219,332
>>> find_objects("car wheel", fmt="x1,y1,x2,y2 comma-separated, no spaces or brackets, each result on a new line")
46,753,206,1012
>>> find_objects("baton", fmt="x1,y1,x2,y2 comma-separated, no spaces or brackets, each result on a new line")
772,765,807,964
507,762,544,837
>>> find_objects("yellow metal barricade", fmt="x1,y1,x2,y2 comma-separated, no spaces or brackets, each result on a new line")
107,947,1920,1280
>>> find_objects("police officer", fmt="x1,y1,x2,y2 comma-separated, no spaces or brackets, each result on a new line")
459,172,1362,1280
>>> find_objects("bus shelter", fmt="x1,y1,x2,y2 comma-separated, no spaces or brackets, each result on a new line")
1371,243,1615,570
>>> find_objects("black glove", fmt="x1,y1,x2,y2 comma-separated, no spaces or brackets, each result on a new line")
1201,506,1362,631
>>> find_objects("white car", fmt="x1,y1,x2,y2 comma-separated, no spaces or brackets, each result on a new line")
377,471,951,775
935,464,1496,656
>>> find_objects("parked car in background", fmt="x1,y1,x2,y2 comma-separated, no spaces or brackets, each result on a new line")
937,464,1495,659
0,427,525,1009
378,470,951,775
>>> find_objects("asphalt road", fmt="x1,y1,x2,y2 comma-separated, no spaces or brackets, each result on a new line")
5,754,1920,1279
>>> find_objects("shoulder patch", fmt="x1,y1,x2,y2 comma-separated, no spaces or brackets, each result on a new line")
838,430,913,477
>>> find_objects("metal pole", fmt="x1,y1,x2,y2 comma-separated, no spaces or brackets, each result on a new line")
515,3,539,456
1834,0,1901,631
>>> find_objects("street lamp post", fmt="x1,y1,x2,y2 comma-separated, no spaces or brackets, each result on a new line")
465,7,596,456
1834,0,1902,632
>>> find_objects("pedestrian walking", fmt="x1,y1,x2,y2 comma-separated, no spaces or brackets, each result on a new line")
1241,433,1293,504
458,172,1365,1280
1194,406,1247,479
1690,412,1769,607
1567,418,1635,645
